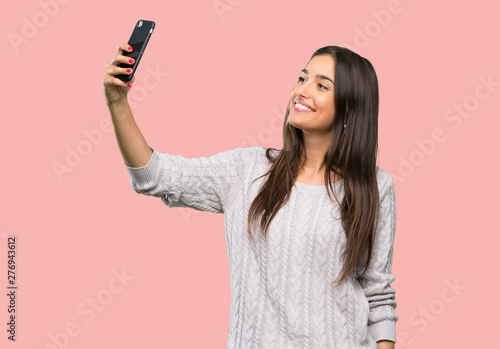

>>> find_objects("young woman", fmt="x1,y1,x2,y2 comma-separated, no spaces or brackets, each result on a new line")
103,45,398,349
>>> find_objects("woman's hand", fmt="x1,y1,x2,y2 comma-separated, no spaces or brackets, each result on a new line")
103,43,136,105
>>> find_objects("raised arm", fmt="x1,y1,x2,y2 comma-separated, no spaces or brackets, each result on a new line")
102,43,153,167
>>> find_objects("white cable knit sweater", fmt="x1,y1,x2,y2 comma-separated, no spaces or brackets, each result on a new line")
125,145,399,349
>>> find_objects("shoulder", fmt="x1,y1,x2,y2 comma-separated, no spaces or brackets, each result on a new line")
376,166,395,193
205,146,269,175
218,145,266,161
227,145,279,162
244,145,277,155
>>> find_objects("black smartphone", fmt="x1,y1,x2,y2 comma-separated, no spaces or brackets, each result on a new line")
116,20,155,82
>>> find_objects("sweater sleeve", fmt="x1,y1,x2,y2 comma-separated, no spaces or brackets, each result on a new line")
123,145,257,213
356,173,399,343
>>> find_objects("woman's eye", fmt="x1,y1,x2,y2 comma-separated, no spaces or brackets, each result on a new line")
297,76,328,90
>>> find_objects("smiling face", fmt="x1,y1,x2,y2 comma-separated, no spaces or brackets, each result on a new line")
288,54,336,135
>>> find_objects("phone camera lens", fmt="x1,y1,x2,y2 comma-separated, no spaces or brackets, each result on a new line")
138,20,143,27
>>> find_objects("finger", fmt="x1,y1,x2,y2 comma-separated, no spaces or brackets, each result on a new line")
104,64,134,78
117,43,133,55
110,54,136,67
103,75,131,88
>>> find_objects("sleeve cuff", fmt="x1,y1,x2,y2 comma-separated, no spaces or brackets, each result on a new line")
124,146,159,186
368,319,396,343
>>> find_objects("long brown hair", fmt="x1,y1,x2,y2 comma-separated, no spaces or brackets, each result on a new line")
246,46,380,286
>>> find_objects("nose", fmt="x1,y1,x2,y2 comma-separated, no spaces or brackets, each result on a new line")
293,81,312,101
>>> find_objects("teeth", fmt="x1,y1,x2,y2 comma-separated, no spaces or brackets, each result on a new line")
295,102,313,111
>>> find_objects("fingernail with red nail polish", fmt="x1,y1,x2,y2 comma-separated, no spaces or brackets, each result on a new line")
127,83,132,87
127,47,132,51
129,59,134,64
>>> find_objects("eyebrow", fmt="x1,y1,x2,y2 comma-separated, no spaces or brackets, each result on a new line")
301,69,334,85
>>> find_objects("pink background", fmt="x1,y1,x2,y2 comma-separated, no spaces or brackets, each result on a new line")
2,0,499,347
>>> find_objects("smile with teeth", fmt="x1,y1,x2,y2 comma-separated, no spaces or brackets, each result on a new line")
294,102,315,112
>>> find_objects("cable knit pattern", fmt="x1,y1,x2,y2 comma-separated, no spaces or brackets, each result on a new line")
124,145,399,349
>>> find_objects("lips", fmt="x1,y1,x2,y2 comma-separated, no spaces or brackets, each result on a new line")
292,99,316,112
297,100,315,111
